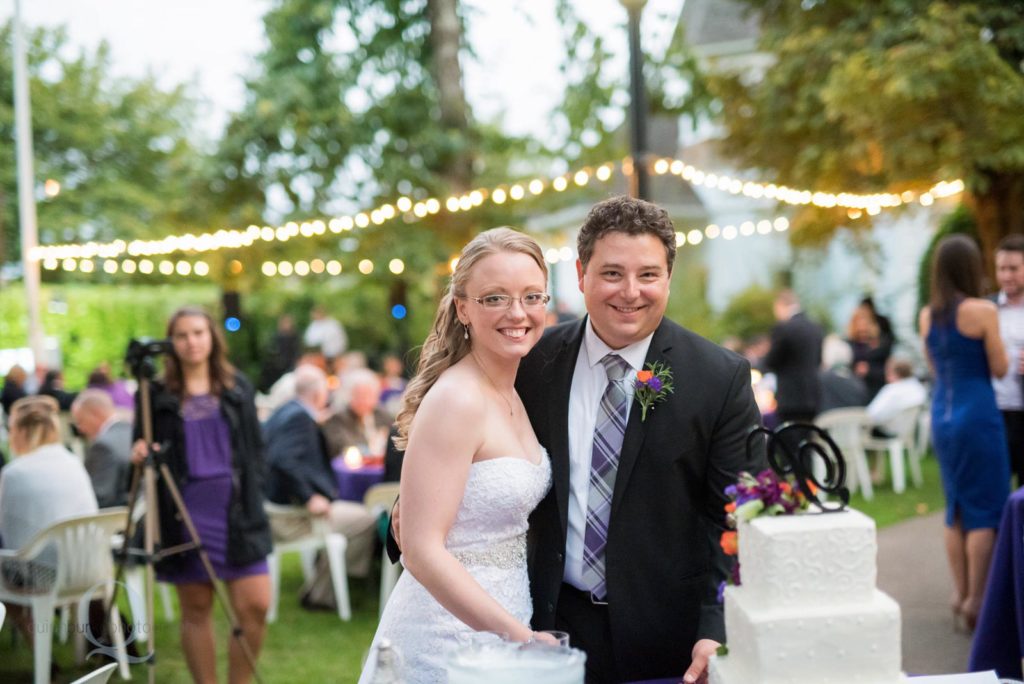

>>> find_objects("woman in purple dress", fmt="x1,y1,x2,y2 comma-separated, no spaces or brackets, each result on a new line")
132,306,271,683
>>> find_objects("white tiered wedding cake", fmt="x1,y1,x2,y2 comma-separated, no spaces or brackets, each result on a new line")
709,509,905,684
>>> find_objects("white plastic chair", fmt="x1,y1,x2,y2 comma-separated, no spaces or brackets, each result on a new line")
914,408,932,461
0,600,6,630
123,566,175,641
70,662,119,684
362,483,402,616
862,404,925,494
0,508,131,684
264,502,351,622
814,407,874,500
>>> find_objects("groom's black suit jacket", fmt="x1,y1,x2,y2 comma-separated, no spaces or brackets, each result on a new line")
516,316,765,681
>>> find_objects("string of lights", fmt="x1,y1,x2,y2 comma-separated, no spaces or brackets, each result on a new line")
31,157,963,277
39,214,791,280
649,157,964,213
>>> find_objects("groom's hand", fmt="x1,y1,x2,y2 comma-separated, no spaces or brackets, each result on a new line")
682,639,719,684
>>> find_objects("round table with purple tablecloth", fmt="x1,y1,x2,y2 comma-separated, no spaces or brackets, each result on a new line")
969,485,1024,679
332,458,385,503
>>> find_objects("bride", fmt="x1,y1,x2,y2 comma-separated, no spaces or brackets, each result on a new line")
358,227,556,683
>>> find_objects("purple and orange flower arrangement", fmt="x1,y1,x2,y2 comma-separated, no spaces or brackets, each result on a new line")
718,469,814,600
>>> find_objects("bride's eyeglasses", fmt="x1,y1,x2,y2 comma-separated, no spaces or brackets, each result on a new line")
466,292,552,310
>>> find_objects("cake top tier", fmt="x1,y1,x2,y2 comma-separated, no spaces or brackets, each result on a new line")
746,507,874,535
737,508,879,610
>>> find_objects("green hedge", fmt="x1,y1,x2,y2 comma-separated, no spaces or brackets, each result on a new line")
0,284,218,387
0,278,440,389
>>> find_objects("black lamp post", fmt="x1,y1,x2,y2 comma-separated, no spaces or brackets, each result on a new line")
621,0,649,200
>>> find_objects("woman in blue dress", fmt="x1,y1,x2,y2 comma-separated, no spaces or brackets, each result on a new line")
920,234,1011,631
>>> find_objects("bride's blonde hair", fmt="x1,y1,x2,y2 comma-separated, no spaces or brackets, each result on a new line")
393,227,547,450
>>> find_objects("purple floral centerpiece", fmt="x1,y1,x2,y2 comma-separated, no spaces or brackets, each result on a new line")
718,469,814,595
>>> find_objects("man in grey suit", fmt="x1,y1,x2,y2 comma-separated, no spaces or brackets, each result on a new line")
71,389,133,508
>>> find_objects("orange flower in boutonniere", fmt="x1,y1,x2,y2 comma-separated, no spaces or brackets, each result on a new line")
632,362,673,422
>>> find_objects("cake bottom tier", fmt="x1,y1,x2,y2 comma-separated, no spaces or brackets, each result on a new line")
709,588,903,684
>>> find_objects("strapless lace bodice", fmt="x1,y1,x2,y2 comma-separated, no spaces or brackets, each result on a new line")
445,455,549,563
359,452,551,684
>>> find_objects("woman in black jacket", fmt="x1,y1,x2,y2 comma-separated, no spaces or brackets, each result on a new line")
132,306,271,684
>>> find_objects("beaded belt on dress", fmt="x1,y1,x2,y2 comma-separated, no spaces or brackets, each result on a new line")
451,534,526,570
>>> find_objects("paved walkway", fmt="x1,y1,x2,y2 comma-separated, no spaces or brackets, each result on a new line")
876,511,974,675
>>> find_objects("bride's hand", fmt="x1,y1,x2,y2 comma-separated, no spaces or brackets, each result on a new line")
529,631,559,645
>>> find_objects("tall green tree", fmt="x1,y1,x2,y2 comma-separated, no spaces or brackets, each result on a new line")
213,0,490,232
0,21,212,264
211,0,542,355
711,1,1024,267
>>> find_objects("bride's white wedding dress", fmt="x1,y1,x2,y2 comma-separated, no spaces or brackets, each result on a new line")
358,451,551,683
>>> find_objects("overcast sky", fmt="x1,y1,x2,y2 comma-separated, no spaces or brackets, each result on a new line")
7,0,684,140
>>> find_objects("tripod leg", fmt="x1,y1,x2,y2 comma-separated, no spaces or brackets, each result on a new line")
109,602,131,680
124,567,148,643
100,443,154,670
143,456,160,684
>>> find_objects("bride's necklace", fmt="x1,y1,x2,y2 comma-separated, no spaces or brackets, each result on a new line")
472,352,515,417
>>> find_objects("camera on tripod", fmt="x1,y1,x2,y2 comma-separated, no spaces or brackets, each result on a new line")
124,338,172,379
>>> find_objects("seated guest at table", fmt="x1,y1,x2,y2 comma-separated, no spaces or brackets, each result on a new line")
1,364,28,418
818,334,870,413
0,395,98,637
378,353,408,420
323,368,391,458
263,365,377,603
866,357,927,437
87,363,136,414
261,351,327,418
71,389,133,508
865,357,928,484
39,369,78,411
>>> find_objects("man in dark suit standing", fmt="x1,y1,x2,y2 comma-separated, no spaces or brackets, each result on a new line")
764,289,824,424
71,389,133,508
516,196,765,683
263,365,377,590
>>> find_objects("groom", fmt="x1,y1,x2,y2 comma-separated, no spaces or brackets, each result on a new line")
515,195,765,683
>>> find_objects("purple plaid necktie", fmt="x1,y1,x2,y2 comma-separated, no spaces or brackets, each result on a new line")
582,353,631,601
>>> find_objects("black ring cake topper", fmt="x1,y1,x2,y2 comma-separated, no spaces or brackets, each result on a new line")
746,422,850,512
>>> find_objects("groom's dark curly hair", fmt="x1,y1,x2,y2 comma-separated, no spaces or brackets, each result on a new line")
576,195,677,273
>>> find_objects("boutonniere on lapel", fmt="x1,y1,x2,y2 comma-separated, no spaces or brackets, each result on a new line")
633,361,674,422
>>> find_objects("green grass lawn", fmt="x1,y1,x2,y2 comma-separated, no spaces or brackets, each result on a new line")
0,453,947,682
849,450,947,528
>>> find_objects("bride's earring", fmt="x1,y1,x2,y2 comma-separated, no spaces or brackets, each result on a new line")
463,324,470,340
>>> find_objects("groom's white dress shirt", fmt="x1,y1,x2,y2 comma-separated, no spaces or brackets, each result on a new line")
563,319,653,591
